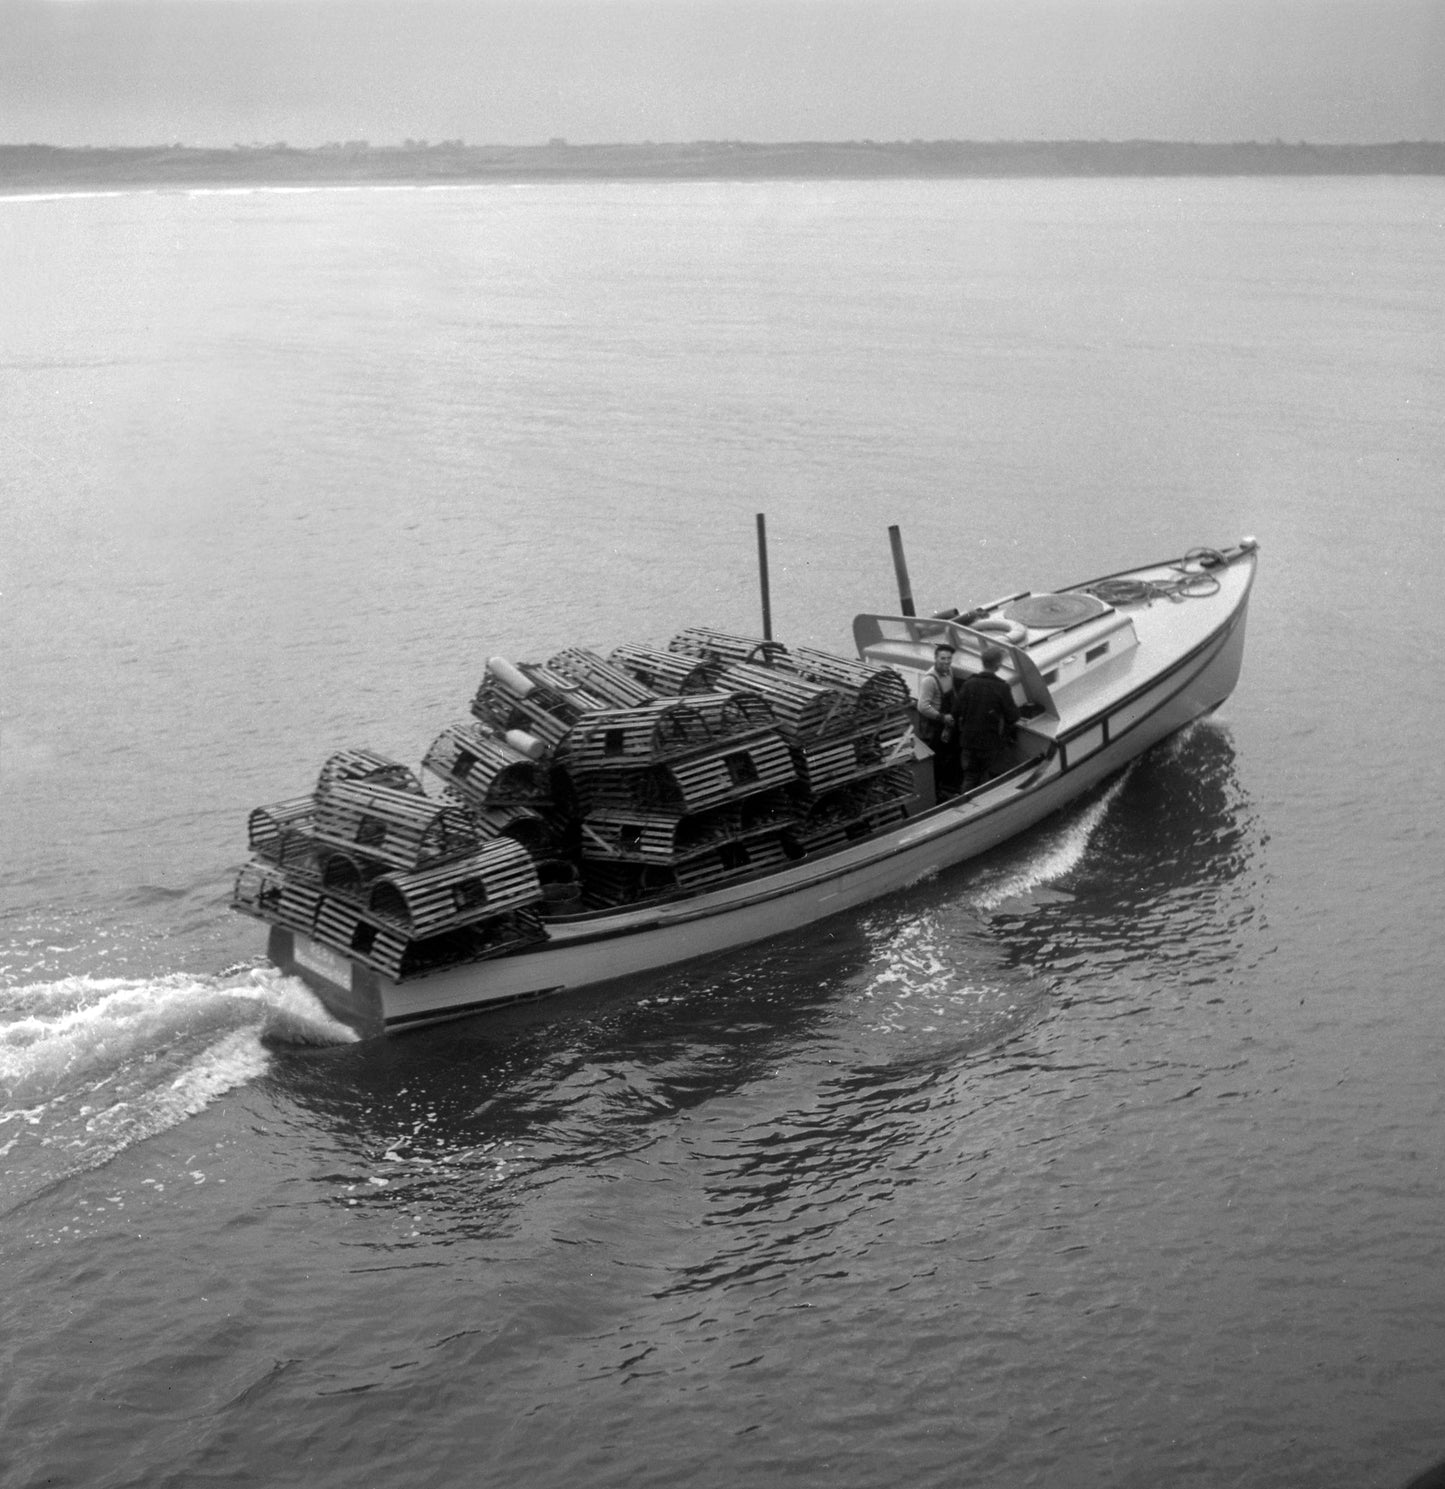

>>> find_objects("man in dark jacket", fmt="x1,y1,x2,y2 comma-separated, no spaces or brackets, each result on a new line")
957,645,1020,792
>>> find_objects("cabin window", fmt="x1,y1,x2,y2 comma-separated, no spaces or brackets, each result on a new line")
350,922,377,954
1085,643,1110,663
604,729,626,757
724,751,760,786
452,749,477,780
1041,669,1059,685
452,878,489,912
355,815,387,847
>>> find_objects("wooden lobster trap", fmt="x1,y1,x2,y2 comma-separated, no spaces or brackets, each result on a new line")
565,731,797,816
575,826,797,904
661,731,799,812
666,630,911,727
791,800,911,856
673,834,797,893
576,809,710,865
312,780,483,872
557,699,714,771
786,646,912,719
316,748,424,798
576,786,797,867
246,796,322,879
715,661,848,741
789,715,916,795
791,766,916,854
545,647,660,709
233,861,322,933
667,626,785,667
309,892,547,981
466,803,561,855
470,658,612,750
312,897,412,978
317,848,392,904
422,721,551,810
366,837,543,938
607,643,723,696
680,690,777,739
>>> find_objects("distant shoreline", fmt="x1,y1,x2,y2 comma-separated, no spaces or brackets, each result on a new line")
3,139,1444,193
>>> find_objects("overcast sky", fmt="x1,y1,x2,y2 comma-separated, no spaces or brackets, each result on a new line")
4,0,1442,149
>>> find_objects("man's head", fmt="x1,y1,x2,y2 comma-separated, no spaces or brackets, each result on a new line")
980,646,1005,672
933,643,955,672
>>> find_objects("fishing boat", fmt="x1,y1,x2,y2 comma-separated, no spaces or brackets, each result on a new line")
234,534,1258,1036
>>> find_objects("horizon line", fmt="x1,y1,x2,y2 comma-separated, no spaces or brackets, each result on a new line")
6,137,1445,152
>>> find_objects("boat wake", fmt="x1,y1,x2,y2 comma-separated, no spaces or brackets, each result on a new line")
0,967,357,1209
858,766,1139,1037
966,767,1135,912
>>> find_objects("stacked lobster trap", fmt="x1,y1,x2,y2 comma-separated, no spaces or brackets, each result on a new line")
233,628,920,980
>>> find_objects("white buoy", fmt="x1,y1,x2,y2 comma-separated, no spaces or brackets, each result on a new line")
487,656,535,697
504,729,547,760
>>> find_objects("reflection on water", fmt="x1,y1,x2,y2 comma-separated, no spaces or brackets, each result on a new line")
261,721,1262,1260
986,721,1265,996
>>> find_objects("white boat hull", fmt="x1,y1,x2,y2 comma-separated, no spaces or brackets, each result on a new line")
269,550,1253,1034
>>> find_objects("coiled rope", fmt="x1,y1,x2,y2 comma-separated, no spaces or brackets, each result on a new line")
1087,548,1224,606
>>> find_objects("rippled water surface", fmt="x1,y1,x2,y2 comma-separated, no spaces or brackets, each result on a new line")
4,178,1444,1489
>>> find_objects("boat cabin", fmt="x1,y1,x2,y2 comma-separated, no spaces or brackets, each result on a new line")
853,591,1138,727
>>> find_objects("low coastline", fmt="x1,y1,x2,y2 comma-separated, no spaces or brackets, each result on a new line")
4,138,1444,194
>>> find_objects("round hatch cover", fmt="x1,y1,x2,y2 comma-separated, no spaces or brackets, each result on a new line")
1002,593,1109,630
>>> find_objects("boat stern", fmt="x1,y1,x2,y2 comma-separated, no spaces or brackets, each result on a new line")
266,925,387,1038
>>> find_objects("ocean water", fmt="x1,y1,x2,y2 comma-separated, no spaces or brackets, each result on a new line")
3,176,1444,1488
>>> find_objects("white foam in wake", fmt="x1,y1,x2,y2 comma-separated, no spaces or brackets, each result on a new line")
965,769,1134,912
0,968,356,1200
857,770,1135,1031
